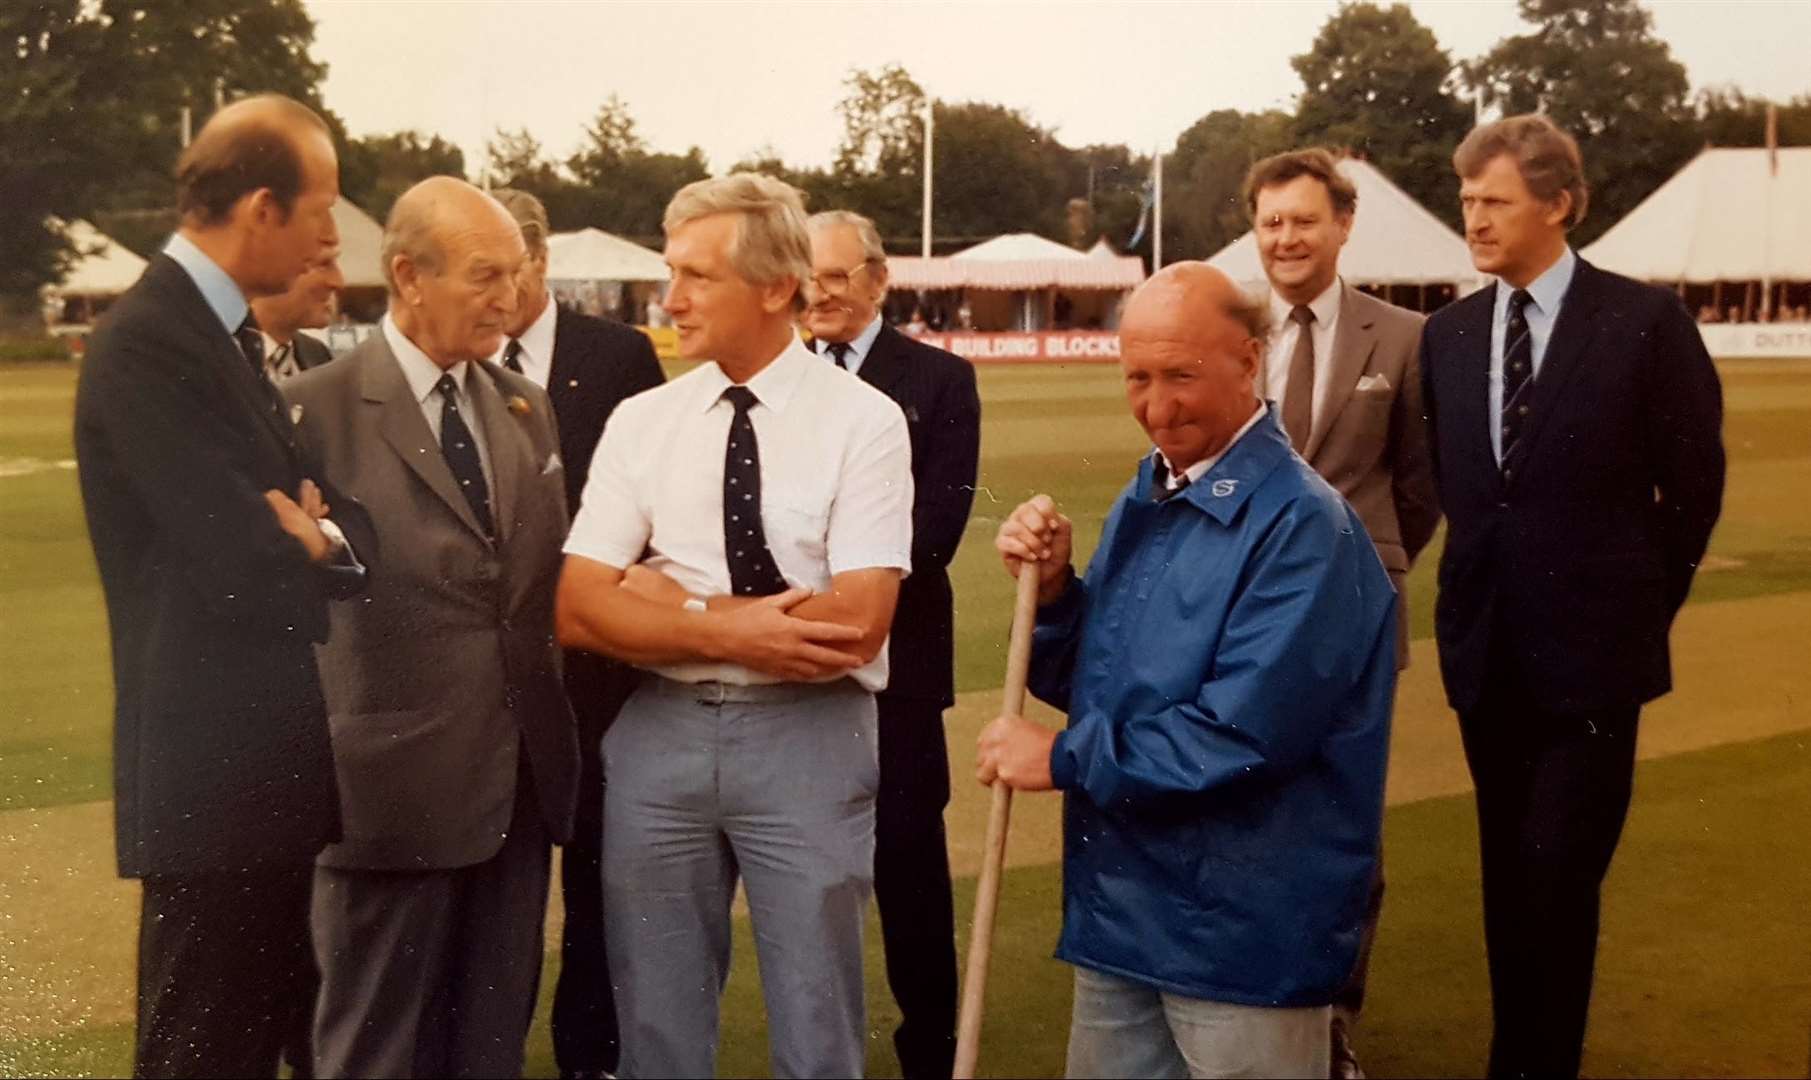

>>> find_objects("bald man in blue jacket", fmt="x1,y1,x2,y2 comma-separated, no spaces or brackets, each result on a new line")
984,263,1397,1079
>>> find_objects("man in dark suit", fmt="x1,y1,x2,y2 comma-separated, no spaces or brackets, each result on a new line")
803,209,982,1080
251,247,343,381
1421,114,1724,1078
1244,147,1441,1078
490,188,666,1080
73,94,370,1079
285,177,578,1078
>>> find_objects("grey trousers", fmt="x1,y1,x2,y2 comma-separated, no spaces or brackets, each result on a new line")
1065,966,1330,1080
602,677,879,1079
310,799,551,1079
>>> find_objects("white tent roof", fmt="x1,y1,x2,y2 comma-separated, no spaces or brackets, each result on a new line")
43,218,148,297
332,198,387,289
1206,158,1478,288
952,232,1085,262
1581,147,1811,283
547,228,670,283
890,232,1145,291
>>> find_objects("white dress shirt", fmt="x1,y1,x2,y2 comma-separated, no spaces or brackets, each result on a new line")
383,315,496,491
492,296,558,390
1489,246,1577,463
1264,277,1343,429
565,333,914,690
817,313,885,377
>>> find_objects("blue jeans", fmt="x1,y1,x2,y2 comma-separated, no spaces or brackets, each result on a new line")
601,677,879,1079
1065,966,1329,1079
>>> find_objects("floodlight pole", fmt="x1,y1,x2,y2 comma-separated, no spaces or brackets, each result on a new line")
922,101,935,258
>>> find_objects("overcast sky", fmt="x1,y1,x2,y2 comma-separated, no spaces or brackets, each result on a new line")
305,0,1811,175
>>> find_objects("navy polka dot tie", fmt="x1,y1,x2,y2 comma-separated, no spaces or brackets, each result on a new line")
436,373,494,538
721,385,788,596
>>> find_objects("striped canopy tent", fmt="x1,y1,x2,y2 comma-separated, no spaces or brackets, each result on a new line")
1581,147,1811,322
1206,157,1481,310
887,233,1144,331
888,233,1145,291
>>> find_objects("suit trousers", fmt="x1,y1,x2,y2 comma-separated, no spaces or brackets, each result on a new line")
310,780,552,1079
873,695,959,1080
134,866,316,1079
1459,684,1640,1080
603,677,878,1079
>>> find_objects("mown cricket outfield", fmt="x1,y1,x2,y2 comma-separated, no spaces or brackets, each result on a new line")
2,359,1808,1076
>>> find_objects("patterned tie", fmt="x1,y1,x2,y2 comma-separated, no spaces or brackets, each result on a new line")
435,373,494,538
266,341,300,383
824,341,851,369
1281,305,1316,452
1500,289,1535,473
720,386,788,596
234,317,265,375
502,338,525,374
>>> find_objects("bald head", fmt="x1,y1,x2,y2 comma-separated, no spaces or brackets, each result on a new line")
383,177,526,366
1118,262,1269,472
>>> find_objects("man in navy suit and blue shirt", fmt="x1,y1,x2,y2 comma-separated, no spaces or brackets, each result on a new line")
803,209,982,1080
489,187,666,1080
1421,114,1724,1078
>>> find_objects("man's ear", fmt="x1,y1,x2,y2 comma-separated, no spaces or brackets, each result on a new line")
391,255,422,307
1543,190,1574,230
760,275,800,315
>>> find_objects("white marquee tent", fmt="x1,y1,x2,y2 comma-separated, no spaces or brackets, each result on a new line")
331,198,387,290
42,218,148,299
1206,158,1480,303
1581,147,1811,284
546,228,670,283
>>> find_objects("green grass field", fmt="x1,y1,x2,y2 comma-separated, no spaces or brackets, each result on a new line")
2,359,1809,1076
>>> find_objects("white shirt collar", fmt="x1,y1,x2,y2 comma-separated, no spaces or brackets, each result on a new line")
496,295,558,386
694,333,819,415
383,314,469,404
1267,275,1342,328
1155,401,1268,489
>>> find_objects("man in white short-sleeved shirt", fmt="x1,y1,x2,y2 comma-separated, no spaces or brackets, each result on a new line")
556,173,912,1079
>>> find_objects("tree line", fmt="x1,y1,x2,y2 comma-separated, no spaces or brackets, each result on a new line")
6,0,1808,320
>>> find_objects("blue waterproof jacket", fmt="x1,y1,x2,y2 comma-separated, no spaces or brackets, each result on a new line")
1034,406,1397,1006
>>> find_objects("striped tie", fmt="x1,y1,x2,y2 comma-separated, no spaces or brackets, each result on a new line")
1500,289,1535,475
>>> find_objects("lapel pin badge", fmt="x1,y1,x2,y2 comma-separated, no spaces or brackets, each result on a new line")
507,395,531,416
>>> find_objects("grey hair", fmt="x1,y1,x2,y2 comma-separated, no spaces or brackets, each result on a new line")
664,173,812,310
807,209,887,265
1226,285,1274,343
491,187,550,256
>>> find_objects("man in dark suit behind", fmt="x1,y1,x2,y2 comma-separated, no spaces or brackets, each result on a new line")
1421,114,1724,1078
73,94,370,1079
250,247,342,382
803,209,982,1080
489,188,666,1080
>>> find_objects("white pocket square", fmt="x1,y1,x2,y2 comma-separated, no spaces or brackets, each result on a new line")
1356,373,1391,392
542,453,563,476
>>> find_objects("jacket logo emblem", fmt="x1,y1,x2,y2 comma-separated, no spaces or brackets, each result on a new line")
1211,479,1238,497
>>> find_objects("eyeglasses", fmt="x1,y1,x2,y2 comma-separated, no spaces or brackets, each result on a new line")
809,260,877,296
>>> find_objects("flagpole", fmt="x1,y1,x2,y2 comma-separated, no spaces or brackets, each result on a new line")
1153,143,1165,271
922,101,935,258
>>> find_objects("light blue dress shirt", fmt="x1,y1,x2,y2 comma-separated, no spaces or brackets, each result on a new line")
819,313,885,377
163,232,249,337
1488,246,1577,464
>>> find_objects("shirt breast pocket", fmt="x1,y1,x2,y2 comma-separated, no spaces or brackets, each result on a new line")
760,493,831,574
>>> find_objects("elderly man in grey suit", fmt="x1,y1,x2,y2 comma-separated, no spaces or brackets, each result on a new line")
1245,147,1441,1079
283,176,578,1079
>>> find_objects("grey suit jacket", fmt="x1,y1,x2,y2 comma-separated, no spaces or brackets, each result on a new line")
1276,283,1441,667
284,335,578,871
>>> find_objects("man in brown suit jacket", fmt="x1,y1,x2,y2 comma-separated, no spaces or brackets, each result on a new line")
283,177,578,1078
1246,148,1441,1079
